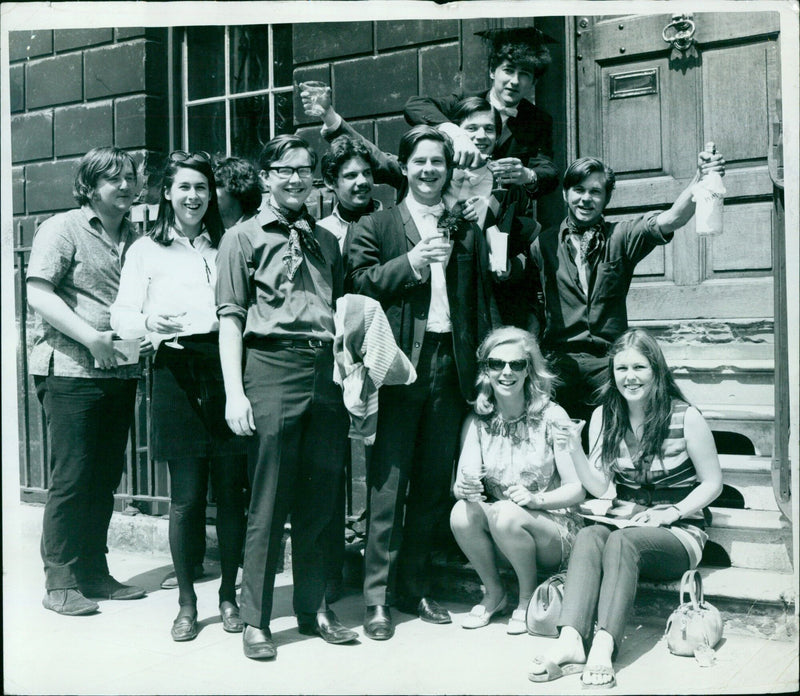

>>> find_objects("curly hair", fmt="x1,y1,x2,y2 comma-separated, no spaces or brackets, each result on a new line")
320,135,376,188
73,147,137,206
472,326,554,421
599,328,688,475
213,156,262,216
490,42,551,80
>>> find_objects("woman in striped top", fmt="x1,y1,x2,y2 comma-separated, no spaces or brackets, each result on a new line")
529,328,723,688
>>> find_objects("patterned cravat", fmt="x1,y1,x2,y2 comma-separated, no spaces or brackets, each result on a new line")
567,217,606,266
269,203,326,280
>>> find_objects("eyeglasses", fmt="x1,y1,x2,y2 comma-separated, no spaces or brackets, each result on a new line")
483,358,527,372
169,150,212,163
269,166,314,179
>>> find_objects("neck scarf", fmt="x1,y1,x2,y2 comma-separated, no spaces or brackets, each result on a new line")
269,203,326,280
567,217,606,266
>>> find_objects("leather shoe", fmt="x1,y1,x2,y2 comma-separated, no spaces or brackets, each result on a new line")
416,597,452,624
161,565,204,590
220,601,244,633
42,588,99,616
79,576,146,600
243,625,277,660
364,604,394,641
171,608,198,642
298,610,357,644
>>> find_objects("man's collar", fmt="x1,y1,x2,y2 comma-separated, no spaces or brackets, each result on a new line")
81,204,133,237
559,217,607,240
333,198,381,223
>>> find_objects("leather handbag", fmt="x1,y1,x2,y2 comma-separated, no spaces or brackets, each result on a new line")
526,572,566,636
665,569,723,656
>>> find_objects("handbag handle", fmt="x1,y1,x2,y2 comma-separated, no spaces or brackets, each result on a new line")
678,569,704,608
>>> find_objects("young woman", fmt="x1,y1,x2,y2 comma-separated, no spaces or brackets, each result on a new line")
450,327,585,633
111,151,247,642
529,328,723,687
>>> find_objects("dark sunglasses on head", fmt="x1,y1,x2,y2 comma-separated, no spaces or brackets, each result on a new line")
169,150,212,163
483,358,527,372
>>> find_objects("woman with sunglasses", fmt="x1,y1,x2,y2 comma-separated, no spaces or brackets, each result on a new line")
450,326,585,633
529,328,722,687
111,151,248,641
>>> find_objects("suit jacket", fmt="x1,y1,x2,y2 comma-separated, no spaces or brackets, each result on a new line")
404,90,558,197
345,200,499,400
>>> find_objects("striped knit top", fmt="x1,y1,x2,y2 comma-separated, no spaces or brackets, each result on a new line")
598,400,709,568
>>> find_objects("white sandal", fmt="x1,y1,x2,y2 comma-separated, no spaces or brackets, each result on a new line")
461,596,508,629
507,608,527,634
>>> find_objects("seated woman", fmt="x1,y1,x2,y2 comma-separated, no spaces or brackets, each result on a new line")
529,328,723,687
450,327,585,634
111,151,248,642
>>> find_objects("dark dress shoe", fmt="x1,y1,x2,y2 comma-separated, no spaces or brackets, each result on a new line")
220,601,244,633
298,610,357,644
171,609,198,642
364,604,394,641
416,597,452,624
243,625,277,660
42,588,99,616
79,576,146,600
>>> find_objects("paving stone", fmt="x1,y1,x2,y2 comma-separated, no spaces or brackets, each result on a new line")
9,30,53,62
11,111,53,163
26,53,82,109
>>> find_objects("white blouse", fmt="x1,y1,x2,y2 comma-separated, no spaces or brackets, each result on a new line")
110,229,219,346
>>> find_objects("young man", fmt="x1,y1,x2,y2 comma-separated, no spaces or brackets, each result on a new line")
214,156,263,229
216,135,356,660
529,147,726,426
27,147,149,615
317,136,382,251
404,26,558,197
347,126,498,640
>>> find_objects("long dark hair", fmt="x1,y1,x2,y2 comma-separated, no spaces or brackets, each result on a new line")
149,151,225,248
599,328,687,473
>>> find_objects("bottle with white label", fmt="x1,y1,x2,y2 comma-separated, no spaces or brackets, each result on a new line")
693,141,726,236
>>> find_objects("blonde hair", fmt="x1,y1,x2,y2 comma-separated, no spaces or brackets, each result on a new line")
472,326,554,420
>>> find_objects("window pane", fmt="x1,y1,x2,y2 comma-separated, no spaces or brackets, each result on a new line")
187,102,226,156
230,25,270,94
274,90,294,136
272,24,293,87
187,26,225,101
231,96,271,163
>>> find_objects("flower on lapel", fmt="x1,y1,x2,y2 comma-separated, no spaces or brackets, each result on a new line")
437,201,470,241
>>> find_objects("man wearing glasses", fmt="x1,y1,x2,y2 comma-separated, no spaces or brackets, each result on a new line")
216,135,356,660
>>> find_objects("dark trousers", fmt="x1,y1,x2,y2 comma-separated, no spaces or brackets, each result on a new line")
558,525,690,649
548,351,608,425
322,449,348,590
239,344,348,629
167,455,246,607
363,334,465,606
35,375,138,590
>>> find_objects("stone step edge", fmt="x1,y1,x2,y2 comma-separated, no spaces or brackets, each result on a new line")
669,359,774,373
700,404,775,420
718,454,772,473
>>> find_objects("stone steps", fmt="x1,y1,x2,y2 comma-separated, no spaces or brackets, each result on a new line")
718,454,777,511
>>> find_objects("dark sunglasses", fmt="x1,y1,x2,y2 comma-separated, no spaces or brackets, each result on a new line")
483,358,527,372
169,150,212,163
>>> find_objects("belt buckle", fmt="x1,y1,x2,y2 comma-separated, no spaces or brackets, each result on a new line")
307,338,324,349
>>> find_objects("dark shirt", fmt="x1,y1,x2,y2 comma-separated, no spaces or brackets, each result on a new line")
215,206,343,341
529,212,673,353
26,205,140,378
404,90,558,197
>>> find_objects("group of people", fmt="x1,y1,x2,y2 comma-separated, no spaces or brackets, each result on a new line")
27,26,726,687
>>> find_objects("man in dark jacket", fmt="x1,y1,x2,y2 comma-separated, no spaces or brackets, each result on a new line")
404,27,558,198
346,126,498,640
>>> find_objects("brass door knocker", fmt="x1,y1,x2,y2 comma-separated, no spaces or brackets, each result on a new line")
662,14,699,64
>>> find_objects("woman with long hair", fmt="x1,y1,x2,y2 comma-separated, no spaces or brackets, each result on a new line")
111,151,247,641
450,326,585,633
529,327,723,687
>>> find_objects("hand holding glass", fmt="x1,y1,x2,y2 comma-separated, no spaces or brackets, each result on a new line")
552,418,585,451
298,81,331,118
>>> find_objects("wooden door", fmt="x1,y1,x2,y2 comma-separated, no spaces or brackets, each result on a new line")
575,12,781,321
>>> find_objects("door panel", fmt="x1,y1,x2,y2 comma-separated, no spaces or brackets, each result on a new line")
576,11,780,321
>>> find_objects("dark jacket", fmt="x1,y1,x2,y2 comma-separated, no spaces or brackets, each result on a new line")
345,200,499,400
404,91,558,197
